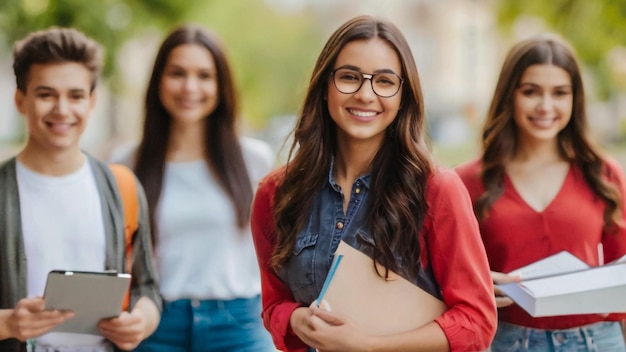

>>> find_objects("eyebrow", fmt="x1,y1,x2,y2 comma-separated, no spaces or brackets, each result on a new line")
518,82,572,89
165,63,214,72
33,86,88,94
335,64,399,75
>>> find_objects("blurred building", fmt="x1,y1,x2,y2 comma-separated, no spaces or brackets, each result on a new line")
2,0,625,165
289,0,504,149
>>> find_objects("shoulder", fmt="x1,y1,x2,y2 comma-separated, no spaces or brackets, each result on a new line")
453,158,482,182
87,154,111,175
601,156,626,187
257,166,286,194
0,158,18,193
452,158,484,197
240,136,272,153
87,154,142,194
423,167,476,220
107,143,138,169
0,157,16,174
240,137,275,161
252,166,286,221
240,136,276,181
426,167,468,199
603,156,624,175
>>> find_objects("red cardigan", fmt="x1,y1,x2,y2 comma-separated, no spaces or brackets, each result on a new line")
455,158,626,329
250,167,497,351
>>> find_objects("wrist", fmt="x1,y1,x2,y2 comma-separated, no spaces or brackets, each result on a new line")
133,297,159,338
0,309,14,340
363,335,379,352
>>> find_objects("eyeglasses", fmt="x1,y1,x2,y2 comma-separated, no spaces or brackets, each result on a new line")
330,68,403,98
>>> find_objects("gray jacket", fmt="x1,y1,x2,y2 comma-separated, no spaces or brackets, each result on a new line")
0,155,161,352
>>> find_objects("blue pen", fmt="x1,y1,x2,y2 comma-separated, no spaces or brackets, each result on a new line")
316,254,344,307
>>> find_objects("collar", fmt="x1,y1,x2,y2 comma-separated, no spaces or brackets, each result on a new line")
327,156,371,192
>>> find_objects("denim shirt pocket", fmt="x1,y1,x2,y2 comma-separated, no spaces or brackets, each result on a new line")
278,232,319,304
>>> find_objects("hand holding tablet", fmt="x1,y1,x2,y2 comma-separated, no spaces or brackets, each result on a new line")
43,270,131,335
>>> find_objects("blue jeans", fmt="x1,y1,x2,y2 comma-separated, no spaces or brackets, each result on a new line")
133,295,274,352
490,321,626,352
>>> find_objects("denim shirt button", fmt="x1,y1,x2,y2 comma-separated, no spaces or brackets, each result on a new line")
355,188,361,194
336,221,344,229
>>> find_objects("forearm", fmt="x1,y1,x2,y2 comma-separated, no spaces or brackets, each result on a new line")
132,296,160,339
0,309,14,340
365,322,449,352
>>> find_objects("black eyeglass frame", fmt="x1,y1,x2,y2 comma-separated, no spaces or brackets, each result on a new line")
330,68,404,98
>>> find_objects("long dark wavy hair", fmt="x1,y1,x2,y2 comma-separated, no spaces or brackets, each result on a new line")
272,16,434,280
477,34,621,229
134,25,252,242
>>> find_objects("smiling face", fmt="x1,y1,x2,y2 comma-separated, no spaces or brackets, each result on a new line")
513,64,573,145
159,44,219,128
326,38,402,149
15,62,95,154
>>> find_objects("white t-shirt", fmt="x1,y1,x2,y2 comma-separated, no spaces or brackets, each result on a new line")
155,137,275,300
17,159,108,349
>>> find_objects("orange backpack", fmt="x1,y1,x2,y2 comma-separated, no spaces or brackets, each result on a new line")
109,164,139,311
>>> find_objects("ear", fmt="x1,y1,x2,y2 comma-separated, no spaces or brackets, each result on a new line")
14,89,26,115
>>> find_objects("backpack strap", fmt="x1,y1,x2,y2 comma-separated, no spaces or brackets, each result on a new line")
109,164,139,311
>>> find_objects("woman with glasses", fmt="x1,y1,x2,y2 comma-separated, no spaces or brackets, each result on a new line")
250,15,497,351
120,25,275,351
455,34,626,351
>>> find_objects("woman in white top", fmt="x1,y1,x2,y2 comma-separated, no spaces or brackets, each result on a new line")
131,25,275,352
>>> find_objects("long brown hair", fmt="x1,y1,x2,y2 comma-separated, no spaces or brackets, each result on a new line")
477,34,621,229
272,16,433,280
134,25,252,242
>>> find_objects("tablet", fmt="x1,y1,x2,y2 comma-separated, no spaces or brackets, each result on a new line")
43,270,131,335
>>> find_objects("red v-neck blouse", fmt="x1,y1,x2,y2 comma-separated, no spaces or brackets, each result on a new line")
456,157,626,329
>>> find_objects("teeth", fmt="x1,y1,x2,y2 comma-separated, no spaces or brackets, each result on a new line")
349,109,377,117
531,118,556,128
48,122,72,133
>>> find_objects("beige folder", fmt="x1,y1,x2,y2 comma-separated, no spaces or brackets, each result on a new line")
323,241,447,335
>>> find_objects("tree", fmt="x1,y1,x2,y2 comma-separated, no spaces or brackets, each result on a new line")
0,0,203,79
0,0,323,145
496,0,626,99
184,1,323,128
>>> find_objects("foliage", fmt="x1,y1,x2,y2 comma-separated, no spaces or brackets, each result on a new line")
184,1,323,128
496,0,626,99
0,0,323,129
0,0,203,80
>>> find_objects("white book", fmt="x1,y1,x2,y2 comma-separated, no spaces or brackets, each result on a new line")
497,252,626,317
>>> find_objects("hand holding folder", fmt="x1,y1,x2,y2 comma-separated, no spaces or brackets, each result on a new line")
317,241,446,335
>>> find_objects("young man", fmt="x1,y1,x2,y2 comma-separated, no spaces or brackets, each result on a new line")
0,27,161,352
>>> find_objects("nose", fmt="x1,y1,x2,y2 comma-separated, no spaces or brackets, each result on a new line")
537,93,554,111
183,76,199,91
53,97,70,116
354,74,376,101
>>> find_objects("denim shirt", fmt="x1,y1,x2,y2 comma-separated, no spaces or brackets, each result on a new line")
277,162,442,305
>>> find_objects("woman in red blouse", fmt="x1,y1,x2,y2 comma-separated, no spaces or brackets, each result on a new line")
456,34,626,350
251,15,497,352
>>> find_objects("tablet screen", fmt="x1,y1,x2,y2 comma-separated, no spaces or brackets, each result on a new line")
43,270,131,335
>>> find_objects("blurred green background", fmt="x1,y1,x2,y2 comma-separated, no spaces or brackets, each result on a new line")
1,0,625,167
